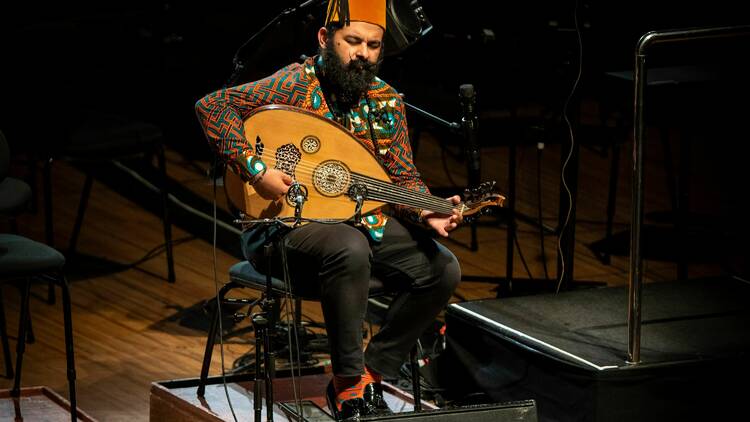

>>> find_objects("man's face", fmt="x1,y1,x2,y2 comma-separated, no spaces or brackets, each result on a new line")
318,21,384,104
327,20,384,66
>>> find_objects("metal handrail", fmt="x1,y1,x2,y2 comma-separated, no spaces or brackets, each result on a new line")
628,25,750,364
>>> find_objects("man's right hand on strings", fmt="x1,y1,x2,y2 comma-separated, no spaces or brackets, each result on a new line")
253,168,293,200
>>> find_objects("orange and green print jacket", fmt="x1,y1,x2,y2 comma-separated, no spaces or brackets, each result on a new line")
195,55,428,240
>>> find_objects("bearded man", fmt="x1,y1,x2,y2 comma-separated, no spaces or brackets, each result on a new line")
196,1,461,419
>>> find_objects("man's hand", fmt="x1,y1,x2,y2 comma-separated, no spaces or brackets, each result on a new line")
252,168,293,200
420,195,463,237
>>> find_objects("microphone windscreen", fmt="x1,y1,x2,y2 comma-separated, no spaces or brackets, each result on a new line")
459,84,475,98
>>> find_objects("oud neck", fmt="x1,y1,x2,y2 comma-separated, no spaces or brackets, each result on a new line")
351,173,457,214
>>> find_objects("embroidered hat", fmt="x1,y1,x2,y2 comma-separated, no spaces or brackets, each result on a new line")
325,0,387,31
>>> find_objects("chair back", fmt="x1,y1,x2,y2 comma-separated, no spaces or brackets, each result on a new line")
0,129,9,180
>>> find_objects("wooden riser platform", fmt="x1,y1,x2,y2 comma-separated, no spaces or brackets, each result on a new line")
150,373,436,421
0,386,96,421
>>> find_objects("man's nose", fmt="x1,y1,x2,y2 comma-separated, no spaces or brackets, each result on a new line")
354,43,370,61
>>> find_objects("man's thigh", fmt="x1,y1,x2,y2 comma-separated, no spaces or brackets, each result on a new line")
371,218,452,289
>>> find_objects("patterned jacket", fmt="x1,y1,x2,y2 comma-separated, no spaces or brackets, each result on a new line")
195,55,428,240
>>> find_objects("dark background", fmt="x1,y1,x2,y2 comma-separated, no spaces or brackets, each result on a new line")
1,0,749,268
2,0,748,156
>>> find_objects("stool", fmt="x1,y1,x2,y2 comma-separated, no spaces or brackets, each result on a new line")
197,260,425,413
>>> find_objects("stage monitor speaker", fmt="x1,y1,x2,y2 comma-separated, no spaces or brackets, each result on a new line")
362,400,538,422
384,0,433,56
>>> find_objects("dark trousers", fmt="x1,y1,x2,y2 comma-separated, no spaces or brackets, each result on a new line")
241,217,460,379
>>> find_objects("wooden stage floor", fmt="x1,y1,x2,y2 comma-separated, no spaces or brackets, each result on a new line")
1,117,741,420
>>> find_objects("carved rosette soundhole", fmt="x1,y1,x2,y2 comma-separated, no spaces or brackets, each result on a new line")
313,160,351,197
301,135,320,154
275,143,301,179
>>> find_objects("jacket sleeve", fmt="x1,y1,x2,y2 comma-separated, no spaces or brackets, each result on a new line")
385,96,432,222
195,68,299,182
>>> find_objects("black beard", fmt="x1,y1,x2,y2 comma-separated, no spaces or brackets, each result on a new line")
320,43,380,106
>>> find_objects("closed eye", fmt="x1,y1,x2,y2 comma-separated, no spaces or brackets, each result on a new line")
345,36,382,50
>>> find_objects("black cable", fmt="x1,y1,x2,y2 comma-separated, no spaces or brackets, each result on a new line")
298,314,326,328
536,145,550,279
512,226,535,280
280,237,305,422
127,235,195,268
229,316,324,373
212,157,238,422
556,0,584,294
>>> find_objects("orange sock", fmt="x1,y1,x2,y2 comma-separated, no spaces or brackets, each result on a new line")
333,366,382,410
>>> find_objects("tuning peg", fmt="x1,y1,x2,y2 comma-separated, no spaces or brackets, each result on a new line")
478,181,495,193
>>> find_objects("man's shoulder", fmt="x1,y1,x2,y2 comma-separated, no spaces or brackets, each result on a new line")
242,60,314,88
368,77,403,105
267,61,309,81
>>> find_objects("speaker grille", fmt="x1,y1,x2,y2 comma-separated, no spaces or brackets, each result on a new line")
384,0,432,56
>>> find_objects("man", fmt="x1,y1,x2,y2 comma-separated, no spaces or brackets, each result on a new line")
196,0,461,419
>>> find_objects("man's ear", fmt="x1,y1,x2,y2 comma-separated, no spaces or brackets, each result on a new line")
317,27,328,49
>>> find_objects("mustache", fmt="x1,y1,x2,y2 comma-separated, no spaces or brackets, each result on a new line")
347,58,378,73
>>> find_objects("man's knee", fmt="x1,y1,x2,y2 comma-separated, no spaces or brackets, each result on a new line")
437,246,461,294
317,225,372,275
415,244,461,294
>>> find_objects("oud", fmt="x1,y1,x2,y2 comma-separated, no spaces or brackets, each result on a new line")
224,105,504,224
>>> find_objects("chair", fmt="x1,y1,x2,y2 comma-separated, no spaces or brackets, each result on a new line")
42,110,175,284
8,21,174,284
0,130,32,234
1,129,37,377
0,234,78,421
196,259,425,414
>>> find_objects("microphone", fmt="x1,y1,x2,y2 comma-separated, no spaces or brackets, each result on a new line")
292,0,326,12
288,182,308,226
348,183,368,225
459,84,481,186
289,183,306,204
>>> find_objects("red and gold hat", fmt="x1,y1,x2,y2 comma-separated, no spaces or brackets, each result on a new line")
325,0,386,31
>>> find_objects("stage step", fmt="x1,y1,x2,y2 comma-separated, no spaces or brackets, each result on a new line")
150,372,437,421
0,386,96,421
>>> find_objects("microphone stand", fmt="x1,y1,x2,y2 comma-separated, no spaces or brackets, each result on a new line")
210,0,324,181
251,221,286,422
404,101,462,132
402,96,482,250
252,186,308,422
459,84,481,252
407,88,558,295
215,3,323,421
223,0,325,89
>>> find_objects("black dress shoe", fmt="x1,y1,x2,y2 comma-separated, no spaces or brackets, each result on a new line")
362,382,393,416
326,380,367,421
